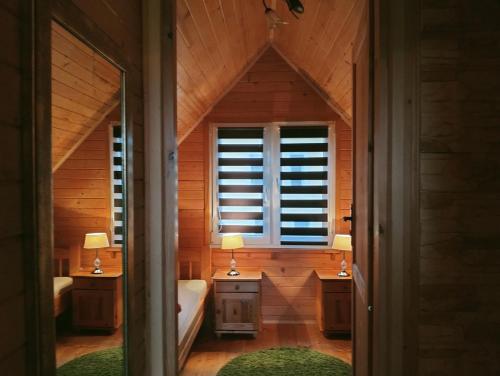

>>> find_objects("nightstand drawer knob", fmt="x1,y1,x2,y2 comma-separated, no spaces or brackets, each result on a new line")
235,284,240,290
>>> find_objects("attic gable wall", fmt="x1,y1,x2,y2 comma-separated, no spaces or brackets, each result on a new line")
207,47,341,123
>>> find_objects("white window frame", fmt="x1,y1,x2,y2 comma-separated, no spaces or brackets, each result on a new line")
210,122,336,249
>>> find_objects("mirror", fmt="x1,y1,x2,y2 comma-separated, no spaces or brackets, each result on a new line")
50,20,127,374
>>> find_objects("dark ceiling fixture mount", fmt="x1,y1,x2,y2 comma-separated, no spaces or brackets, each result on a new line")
284,0,305,18
263,0,304,29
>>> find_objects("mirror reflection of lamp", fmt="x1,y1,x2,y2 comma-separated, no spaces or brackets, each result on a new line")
221,234,244,277
332,234,352,277
83,232,110,274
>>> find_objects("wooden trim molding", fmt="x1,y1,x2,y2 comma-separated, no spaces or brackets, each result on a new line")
24,0,55,373
144,0,178,374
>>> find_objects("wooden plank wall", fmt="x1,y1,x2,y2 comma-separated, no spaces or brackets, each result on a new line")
419,1,500,374
178,46,353,323
0,1,28,374
53,1,146,374
53,117,122,272
178,124,210,282
54,118,114,248
51,22,120,170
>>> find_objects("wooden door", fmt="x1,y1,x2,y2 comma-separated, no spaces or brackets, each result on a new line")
215,292,258,331
352,0,374,375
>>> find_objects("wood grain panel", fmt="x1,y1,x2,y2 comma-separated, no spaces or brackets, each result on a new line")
273,0,365,123
53,122,114,249
0,1,28,371
418,1,500,374
178,125,210,281
51,21,120,170
176,0,268,140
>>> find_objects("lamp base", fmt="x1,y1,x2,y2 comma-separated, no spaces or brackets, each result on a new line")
227,269,240,277
92,268,104,275
337,270,350,277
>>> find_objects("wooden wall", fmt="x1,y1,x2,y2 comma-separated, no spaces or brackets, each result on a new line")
178,46,353,323
53,117,122,272
178,123,211,282
176,0,268,140
0,1,28,374
419,1,500,374
54,118,114,248
51,21,120,170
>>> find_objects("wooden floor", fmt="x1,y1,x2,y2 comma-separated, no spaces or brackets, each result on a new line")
181,323,352,376
55,318,123,367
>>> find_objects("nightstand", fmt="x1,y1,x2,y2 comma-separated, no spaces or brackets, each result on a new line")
316,270,352,336
212,269,262,338
71,271,123,332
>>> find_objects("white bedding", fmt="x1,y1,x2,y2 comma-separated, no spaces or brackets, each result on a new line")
178,279,207,344
54,276,73,297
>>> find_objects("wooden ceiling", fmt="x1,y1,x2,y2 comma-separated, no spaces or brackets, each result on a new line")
273,0,364,123
176,0,269,141
176,0,364,141
51,22,120,171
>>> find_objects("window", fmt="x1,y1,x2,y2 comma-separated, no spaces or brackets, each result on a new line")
212,124,335,248
110,122,124,246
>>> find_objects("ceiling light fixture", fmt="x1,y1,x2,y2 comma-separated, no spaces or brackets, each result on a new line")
262,0,304,29
263,0,288,29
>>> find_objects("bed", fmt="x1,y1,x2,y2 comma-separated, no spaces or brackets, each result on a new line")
53,246,79,317
178,260,208,370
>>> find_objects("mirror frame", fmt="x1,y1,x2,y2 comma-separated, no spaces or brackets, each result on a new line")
30,1,137,374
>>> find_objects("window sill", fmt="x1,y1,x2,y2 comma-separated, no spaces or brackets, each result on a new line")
209,244,338,253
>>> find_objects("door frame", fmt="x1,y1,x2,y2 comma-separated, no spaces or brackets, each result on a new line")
143,0,178,375
28,1,138,374
370,0,420,374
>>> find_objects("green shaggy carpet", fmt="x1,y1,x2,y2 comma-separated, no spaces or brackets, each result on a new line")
57,347,123,376
217,347,352,376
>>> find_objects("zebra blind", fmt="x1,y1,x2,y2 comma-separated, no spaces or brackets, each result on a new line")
217,127,265,236
111,123,124,245
280,126,329,246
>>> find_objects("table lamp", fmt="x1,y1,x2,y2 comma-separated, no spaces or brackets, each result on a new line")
333,234,352,277
84,232,110,274
221,234,244,276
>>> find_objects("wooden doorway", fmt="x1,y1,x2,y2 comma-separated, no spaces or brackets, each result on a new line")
352,1,374,374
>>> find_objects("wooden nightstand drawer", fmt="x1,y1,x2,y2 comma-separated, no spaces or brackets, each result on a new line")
323,281,351,293
216,281,259,293
74,277,116,290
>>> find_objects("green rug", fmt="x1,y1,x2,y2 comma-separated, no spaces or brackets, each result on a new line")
57,347,123,376
217,347,352,376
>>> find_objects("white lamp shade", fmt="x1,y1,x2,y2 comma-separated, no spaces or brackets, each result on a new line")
332,234,352,251
83,233,110,249
221,234,244,250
